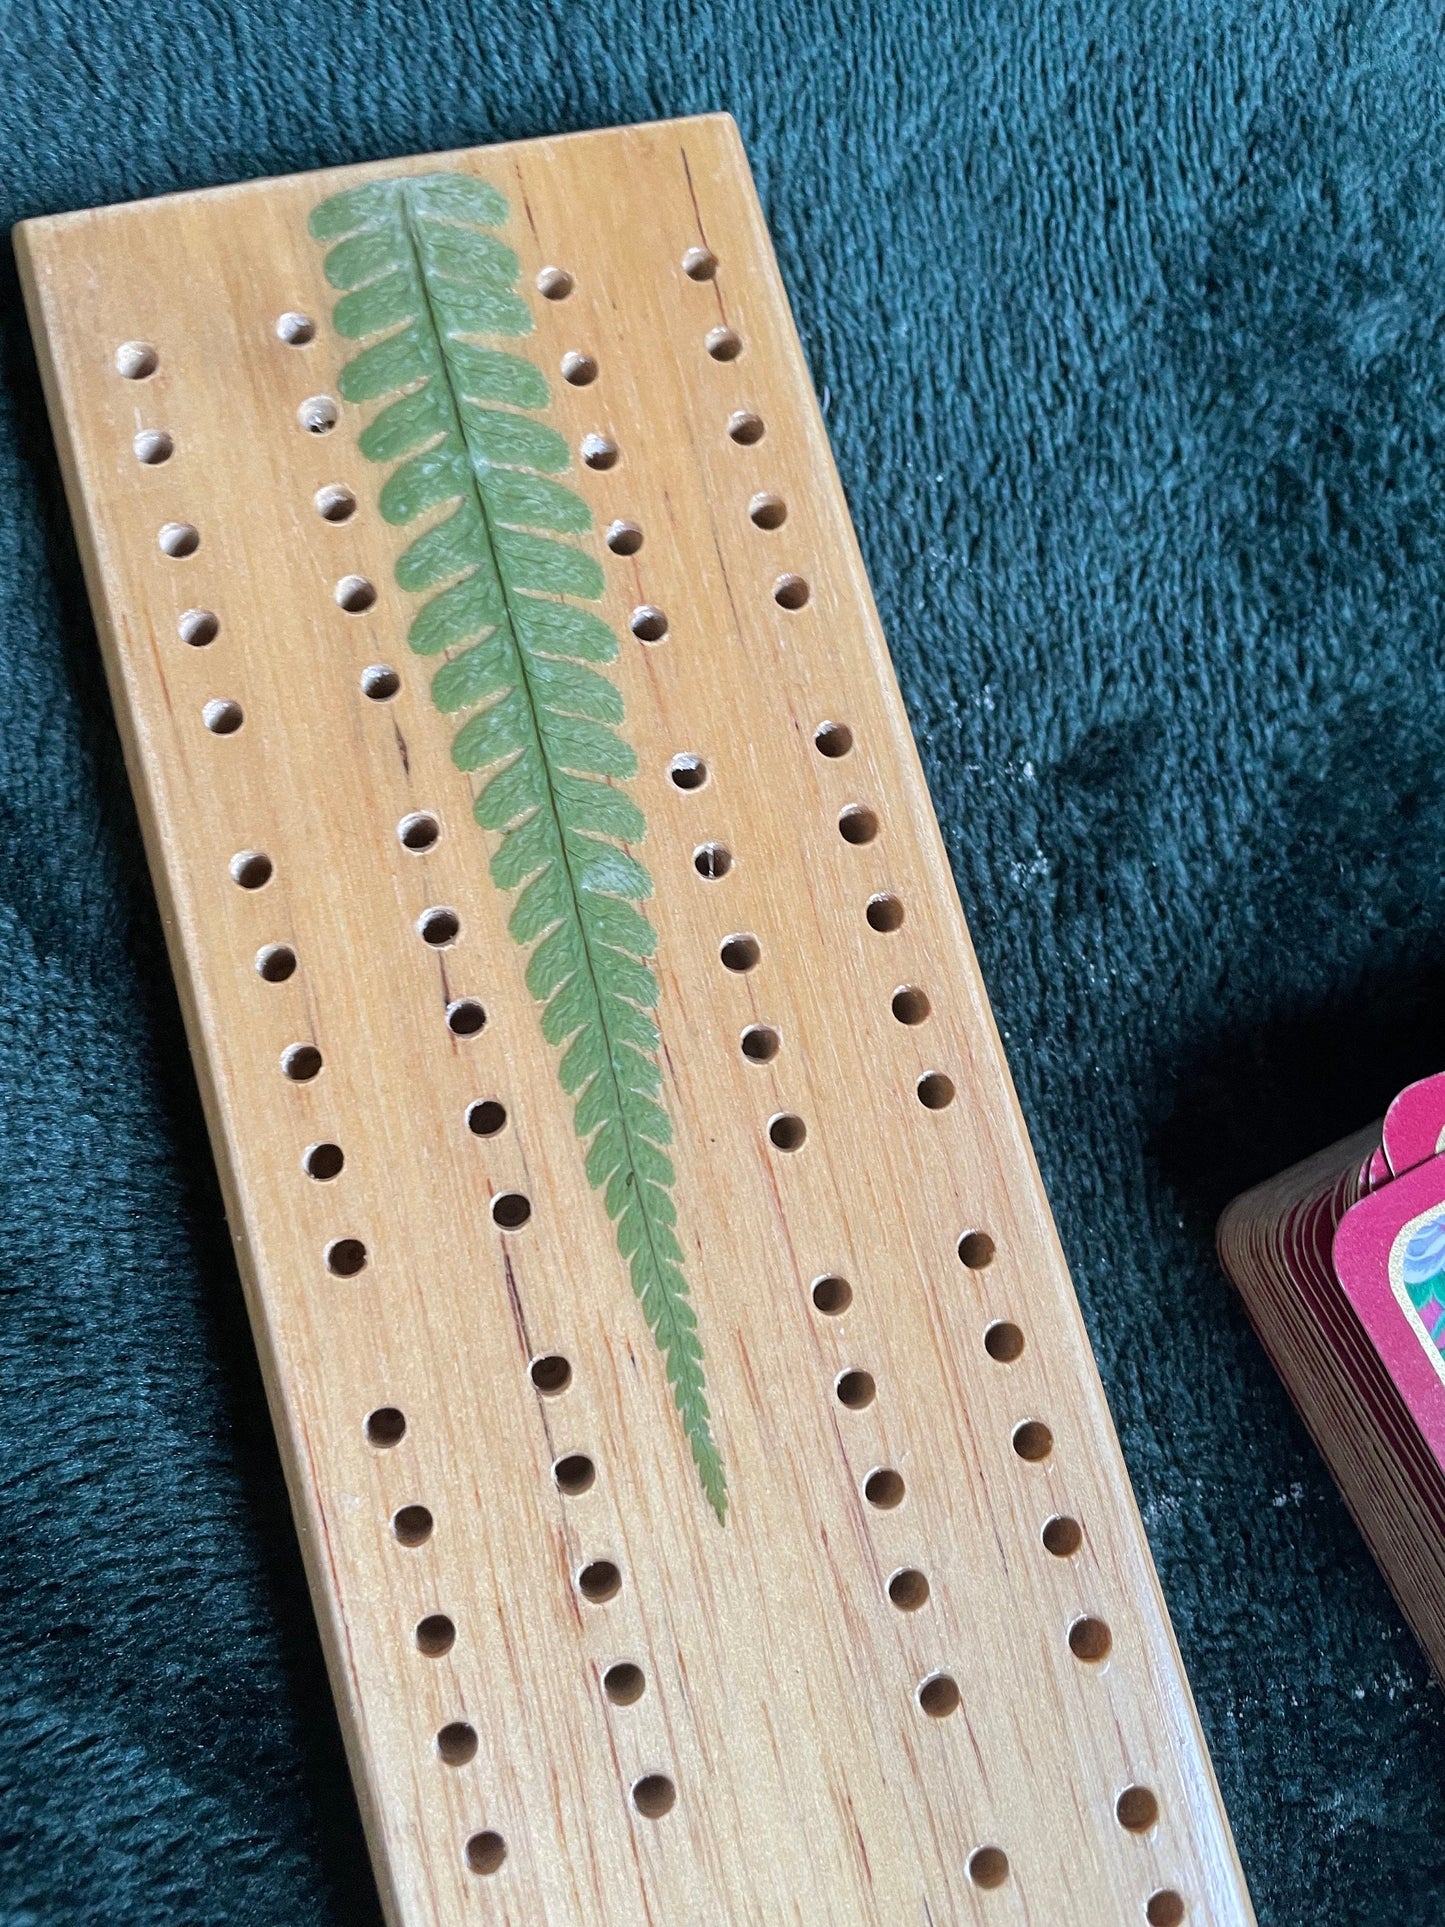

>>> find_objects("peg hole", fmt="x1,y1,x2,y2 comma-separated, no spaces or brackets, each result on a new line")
203,698,243,735
179,609,218,647
257,944,297,983
835,1368,875,1410
581,434,618,470
968,1847,1010,1890
304,1142,344,1181
447,999,487,1038
466,1100,507,1137
768,1112,807,1151
773,573,810,610
917,1673,960,1719
814,719,853,757
399,811,440,852
1012,1420,1053,1463
682,246,718,280
916,1071,955,1110
116,340,158,379
668,752,707,789
720,933,760,972
392,1505,433,1547
706,324,742,361
529,1354,571,1395
315,483,357,523
561,350,598,386
1146,1893,1186,1927
728,409,765,445
326,1238,368,1278
694,842,731,879
891,985,930,1025
983,1320,1024,1363
281,1043,322,1082
537,265,574,300
361,663,400,701
811,1275,852,1315
606,520,643,555
133,429,173,464
887,1568,930,1611
866,893,904,932
749,492,787,530
419,906,460,948
159,522,199,558
1068,1616,1112,1663
465,1832,507,1876
577,1560,622,1604
839,803,879,845
229,849,272,890
603,1661,646,1705
630,605,669,643
553,1453,596,1496
958,1230,996,1269
365,1407,406,1448
1115,1785,1158,1832
864,1467,905,1510
276,311,315,345
415,1614,455,1657
437,1722,478,1767
740,1024,780,1062
335,574,377,613
299,394,338,433
631,1773,676,1818
491,1192,531,1230
1042,1514,1083,1557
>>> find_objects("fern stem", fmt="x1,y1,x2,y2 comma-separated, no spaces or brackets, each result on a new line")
394,188,726,1518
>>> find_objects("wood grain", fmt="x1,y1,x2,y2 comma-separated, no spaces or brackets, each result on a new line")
16,113,1254,1927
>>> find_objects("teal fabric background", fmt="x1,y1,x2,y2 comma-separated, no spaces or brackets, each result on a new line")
4,3,1445,1921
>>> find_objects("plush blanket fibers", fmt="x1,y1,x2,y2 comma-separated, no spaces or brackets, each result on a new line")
3,3,1445,1921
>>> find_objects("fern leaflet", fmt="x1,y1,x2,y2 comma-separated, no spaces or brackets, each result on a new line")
310,173,725,1521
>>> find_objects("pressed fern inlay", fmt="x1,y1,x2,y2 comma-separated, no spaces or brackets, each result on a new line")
309,172,725,1521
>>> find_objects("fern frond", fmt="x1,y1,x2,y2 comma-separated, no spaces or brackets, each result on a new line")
310,174,726,1522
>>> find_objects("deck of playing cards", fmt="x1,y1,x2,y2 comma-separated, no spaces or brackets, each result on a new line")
1218,1073,1445,1678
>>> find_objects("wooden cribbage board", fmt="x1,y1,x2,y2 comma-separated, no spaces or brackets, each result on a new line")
17,115,1253,1927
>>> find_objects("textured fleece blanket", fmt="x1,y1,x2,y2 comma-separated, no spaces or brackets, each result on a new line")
4,3,1445,1921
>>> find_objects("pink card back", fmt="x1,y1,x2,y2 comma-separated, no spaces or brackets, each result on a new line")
1382,1073,1445,1178
1335,1152,1445,1460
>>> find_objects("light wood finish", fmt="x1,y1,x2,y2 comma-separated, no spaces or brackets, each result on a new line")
16,115,1253,1927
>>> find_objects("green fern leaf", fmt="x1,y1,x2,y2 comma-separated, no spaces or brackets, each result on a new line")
309,172,726,1522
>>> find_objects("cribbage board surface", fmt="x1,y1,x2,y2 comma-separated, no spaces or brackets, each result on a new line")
17,114,1253,1927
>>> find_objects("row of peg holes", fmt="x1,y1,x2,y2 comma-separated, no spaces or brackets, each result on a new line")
283,297,544,1872
746,734,1015,1876
625,358,1040,1872
670,725,956,1129
273,285,679,1845
125,334,384,729
807,1162,1168,1889
544,249,806,651
124,331,385,1271
374,1343,664,1834
666,321,1175,1907
122,320,530,1875
119,247,1185,1915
